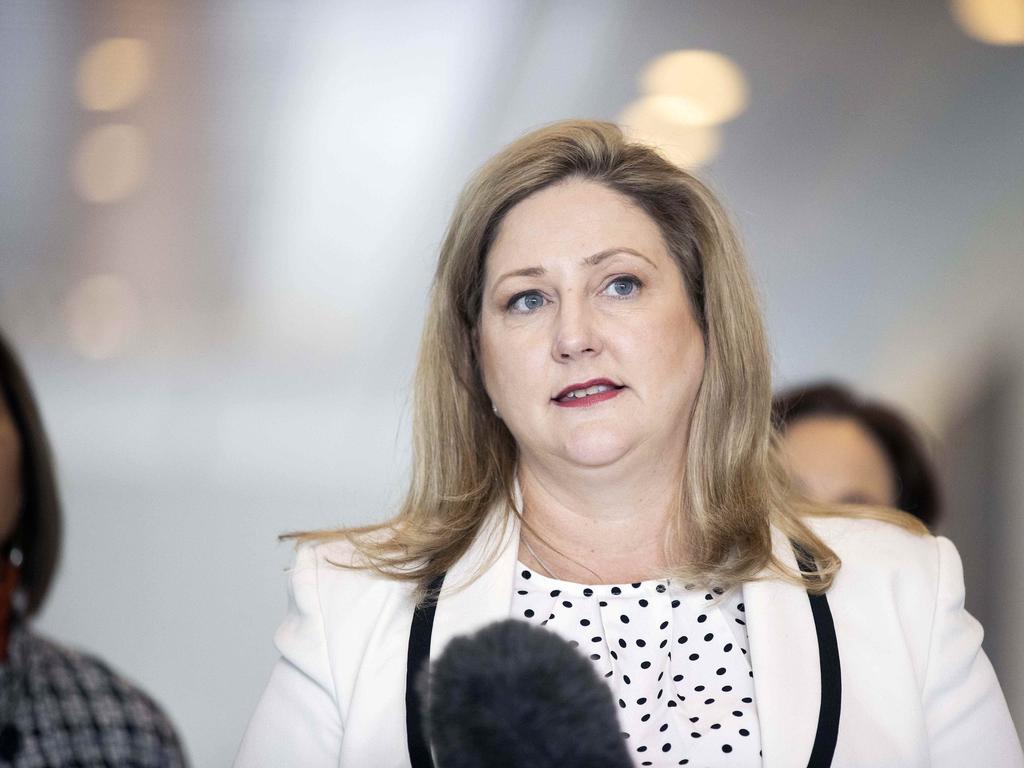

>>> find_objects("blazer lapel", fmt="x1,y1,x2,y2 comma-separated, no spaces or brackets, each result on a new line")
429,499,520,661
743,524,824,768
425,500,835,766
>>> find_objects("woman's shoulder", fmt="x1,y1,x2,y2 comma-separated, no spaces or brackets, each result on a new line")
19,628,164,703
290,528,411,577
285,533,421,620
14,627,186,764
800,512,946,597
290,535,364,572
804,512,935,555
275,535,422,701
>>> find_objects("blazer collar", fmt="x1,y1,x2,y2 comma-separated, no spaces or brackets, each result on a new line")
429,496,829,768
743,523,824,768
429,495,521,662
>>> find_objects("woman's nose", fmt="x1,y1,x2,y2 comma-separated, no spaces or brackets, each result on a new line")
552,298,602,361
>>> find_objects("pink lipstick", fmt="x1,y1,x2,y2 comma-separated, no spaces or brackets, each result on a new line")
553,378,624,408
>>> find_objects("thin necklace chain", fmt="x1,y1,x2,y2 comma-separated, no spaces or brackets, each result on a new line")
520,531,604,584
520,533,559,580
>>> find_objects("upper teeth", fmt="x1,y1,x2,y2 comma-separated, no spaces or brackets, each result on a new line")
564,384,614,399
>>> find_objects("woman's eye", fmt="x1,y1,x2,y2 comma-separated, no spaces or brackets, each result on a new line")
508,292,546,313
603,276,641,298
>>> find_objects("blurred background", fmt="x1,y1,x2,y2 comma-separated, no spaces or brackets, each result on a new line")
1,0,1022,763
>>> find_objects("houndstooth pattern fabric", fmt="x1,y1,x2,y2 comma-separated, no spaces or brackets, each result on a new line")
0,626,186,767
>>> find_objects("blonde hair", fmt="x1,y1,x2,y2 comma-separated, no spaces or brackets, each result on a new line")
289,120,926,595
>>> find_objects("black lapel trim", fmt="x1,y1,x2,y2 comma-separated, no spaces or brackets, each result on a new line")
406,572,446,768
791,541,842,768
405,551,842,767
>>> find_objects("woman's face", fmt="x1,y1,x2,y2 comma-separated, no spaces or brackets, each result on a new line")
780,415,897,507
477,179,706,472
0,395,21,544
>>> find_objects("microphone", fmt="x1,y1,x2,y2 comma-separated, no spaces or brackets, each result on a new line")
418,618,633,768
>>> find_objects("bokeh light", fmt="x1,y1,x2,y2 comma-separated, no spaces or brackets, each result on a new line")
640,49,749,126
619,97,722,168
951,0,1024,45
63,274,143,360
77,37,153,111
72,124,149,203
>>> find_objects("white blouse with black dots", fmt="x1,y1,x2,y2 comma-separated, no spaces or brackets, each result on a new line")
512,563,763,767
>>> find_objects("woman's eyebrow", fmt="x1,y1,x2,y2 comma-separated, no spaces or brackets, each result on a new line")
492,248,659,290
491,266,548,292
582,247,658,270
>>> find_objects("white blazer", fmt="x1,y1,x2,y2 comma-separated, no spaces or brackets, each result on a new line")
235,505,1023,767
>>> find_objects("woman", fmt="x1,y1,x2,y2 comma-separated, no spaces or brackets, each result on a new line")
0,331,187,767
236,121,1022,767
773,381,940,527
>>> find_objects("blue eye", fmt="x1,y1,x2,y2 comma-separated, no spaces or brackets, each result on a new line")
509,292,546,313
604,276,641,298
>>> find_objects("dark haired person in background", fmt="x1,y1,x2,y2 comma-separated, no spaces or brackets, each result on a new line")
0,330,187,767
773,381,940,527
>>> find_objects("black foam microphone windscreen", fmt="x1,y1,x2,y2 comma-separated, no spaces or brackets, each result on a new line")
419,618,633,768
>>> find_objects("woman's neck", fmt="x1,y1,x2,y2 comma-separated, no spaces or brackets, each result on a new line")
515,457,684,584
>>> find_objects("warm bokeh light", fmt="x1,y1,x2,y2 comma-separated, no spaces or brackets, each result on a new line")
77,37,153,111
640,49,749,126
637,94,714,127
619,97,721,168
951,0,1024,45
63,274,143,360
72,124,149,203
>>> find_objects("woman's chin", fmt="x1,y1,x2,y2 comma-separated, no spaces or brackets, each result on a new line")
559,431,635,468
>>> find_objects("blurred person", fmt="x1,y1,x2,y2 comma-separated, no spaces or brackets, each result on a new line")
236,121,1021,767
773,381,940,527
0,330,187,767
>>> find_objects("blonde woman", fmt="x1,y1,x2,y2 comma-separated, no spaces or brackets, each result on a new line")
235,121,1022,768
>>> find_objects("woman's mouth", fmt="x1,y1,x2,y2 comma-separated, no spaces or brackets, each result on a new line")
553,379,625,408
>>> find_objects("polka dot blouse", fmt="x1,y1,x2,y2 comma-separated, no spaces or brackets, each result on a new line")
513,562,763,767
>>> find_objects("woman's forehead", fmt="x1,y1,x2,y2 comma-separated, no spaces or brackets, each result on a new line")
485,180,668,275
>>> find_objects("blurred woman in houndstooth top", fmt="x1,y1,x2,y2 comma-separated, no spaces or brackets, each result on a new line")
0,330,188,767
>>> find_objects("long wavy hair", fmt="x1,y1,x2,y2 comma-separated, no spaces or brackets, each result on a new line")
291,120,925,595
